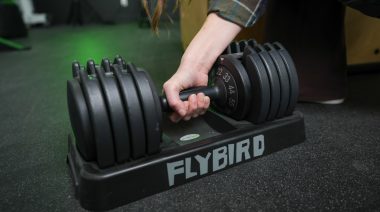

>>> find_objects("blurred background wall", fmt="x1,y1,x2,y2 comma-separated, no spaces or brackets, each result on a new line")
180,0,380,65
32,0,179,25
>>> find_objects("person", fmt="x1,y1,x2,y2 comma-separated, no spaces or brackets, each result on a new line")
145,0,380,123
162,1,266,122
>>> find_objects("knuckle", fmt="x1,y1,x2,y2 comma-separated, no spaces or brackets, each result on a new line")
163,81,171,89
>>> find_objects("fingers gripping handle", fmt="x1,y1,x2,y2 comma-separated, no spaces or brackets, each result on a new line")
160,86,220,112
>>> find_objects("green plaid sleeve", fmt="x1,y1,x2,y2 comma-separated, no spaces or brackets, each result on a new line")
208,0,267,27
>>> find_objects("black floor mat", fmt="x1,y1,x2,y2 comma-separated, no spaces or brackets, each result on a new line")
0,24,379,211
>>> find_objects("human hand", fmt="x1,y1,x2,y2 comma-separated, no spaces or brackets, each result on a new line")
163,65,211,122
163,13,241,122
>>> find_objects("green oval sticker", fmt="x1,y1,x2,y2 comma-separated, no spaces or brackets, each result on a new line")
179,134,200,141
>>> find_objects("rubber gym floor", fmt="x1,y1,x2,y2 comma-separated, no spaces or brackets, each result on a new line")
0,23,379,211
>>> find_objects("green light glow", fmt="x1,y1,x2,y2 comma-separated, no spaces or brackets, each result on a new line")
72,33,110,64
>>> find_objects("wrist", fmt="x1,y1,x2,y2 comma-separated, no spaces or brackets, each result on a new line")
179,54,210,75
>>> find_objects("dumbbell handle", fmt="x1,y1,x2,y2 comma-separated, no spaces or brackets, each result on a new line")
160,86,220,112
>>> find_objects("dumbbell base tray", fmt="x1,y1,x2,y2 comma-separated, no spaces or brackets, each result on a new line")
67,111,305,211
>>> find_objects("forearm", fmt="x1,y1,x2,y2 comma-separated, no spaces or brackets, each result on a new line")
179,13,242,75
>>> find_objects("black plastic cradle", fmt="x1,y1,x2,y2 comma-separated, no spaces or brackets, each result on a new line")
67,111,306,211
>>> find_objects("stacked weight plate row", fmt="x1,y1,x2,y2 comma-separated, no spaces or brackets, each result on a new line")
67,57,163,168
222,39,258,55
213,40,299,124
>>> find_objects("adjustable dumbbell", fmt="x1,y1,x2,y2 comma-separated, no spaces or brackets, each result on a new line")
67,42,299,168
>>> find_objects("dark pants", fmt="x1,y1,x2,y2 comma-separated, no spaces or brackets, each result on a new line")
264,0,347,101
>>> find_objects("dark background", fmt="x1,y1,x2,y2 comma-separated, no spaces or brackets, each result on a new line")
32,0,179,25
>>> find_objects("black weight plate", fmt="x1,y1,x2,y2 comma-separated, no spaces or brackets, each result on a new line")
72,61,81,78
113,65,146,159
255,44,281,121
214,54,252,120
139,69,163,142
114,56,126,69
67,79,95,161
96,62,130,163
224,45,233,55
79,70,115,168
242,46,271,124
86,60,96,75
273,42,299,115
247,39,257,48
128,64,161,155
228,41,240,54
264,43,290,118
238,40,249,52
101,58,112,73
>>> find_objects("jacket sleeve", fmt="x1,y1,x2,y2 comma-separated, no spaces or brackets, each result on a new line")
208,0,267,28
